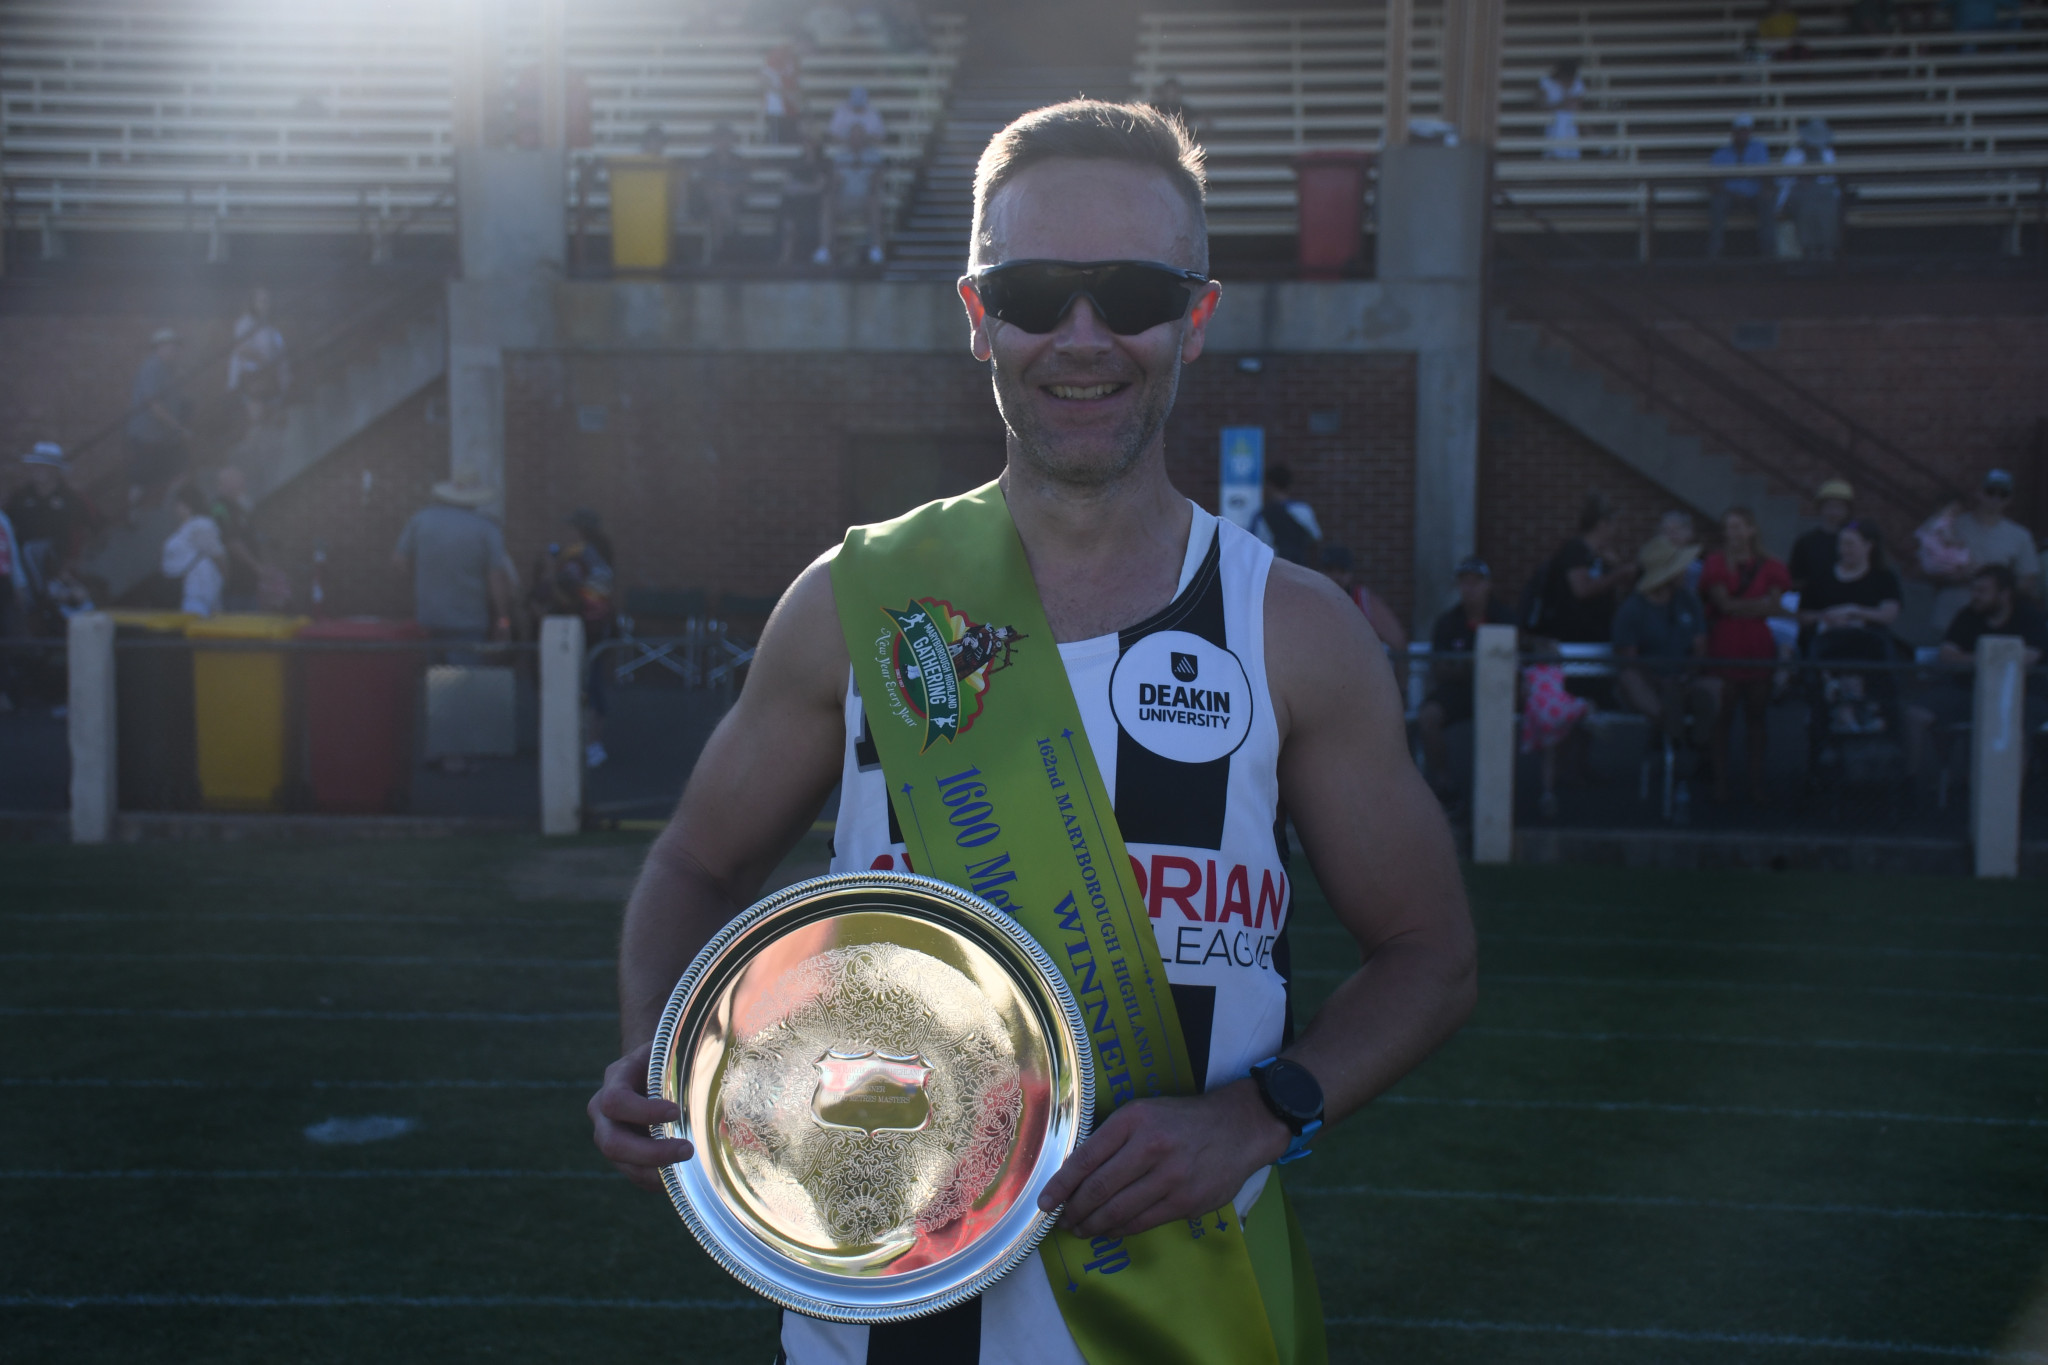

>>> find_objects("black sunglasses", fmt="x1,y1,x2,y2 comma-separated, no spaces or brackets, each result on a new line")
967,259,1210,336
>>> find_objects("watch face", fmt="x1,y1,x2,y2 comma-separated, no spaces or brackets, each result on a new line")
1263,1060,1323,1121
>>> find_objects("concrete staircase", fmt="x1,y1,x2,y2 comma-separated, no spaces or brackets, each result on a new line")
77,303,445,600
885,65,1132,282
1488,311,1804,553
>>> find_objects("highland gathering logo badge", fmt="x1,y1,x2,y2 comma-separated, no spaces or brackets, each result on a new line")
881,598,1025,752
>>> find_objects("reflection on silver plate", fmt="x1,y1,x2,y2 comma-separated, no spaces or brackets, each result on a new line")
648,872,1094,1323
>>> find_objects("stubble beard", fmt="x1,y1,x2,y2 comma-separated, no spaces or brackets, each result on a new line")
991,345,1182,492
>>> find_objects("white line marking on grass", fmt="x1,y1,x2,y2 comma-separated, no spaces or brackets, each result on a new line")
0,1293,765,1311
0,952,612,968
0,1078,586,1090
1376,1095,2048,1127
0,1006,614,1022
1325,1315,2011,1358
1472,900,2048,933
1296,970,2048,1005
1462,1026,2048,1058
0,1169,614,1180
1475,931,2045,963
1290,1184,2048,1223
0,911,597,928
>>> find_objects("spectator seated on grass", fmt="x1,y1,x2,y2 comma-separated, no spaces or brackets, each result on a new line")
1614,535,1720,793
1907,562,2047,779
1417,555,1515,803
1707,116,1776,260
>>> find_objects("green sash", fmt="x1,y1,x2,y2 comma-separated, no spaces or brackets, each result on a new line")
829,480,1325,1365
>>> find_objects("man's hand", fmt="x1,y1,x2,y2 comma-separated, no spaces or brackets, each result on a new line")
588,1040,694,1194
1036,1080,1290,1240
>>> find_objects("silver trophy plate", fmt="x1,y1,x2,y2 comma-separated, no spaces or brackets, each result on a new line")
647,872,1094,1322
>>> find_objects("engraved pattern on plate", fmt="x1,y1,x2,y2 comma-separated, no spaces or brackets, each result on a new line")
717,943,1024,1259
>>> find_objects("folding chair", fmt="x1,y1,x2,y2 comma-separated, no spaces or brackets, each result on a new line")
615,587,707,683
706,592,779,689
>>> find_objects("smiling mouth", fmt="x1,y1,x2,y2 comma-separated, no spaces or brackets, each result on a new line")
1043,382,1130,401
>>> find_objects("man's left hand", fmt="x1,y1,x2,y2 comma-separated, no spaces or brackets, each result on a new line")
1037,1079,1291,1240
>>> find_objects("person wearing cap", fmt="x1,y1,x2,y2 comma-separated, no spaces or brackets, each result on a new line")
1613,534,1720,788
1777,119,1839,259
1417,556,1515,801
1928,469,2042,635
1790,478,1856,593
5,443,92,607
1707,115,1776,259
127,327,193,506
392,475,515,647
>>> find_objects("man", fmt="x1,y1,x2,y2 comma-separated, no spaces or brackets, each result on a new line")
207,466,268,611
1417,556,1515,801
1658,507,1704,594
1929,469,2043,634
1613,534,1720,778
1789,477,1855,593
1777,119,1840,260
1248,462,1320,566
817,119,887,267
1533,491,1637,646
391,475,514,645
1907,562,2046,778
1707,115,1775,260
827,85,886,144
227,287,290,427
127,327,193,507
589,99,1475,1365
4,443,89,607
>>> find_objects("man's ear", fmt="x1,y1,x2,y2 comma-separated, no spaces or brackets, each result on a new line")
958,277,994,362
1181,281,1222,364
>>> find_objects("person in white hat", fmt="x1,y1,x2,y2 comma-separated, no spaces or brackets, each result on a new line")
1613,533,1720,799
392,474,515,645
1707,115,1775,259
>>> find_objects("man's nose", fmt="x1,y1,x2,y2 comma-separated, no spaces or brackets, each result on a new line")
1050,295,1116,350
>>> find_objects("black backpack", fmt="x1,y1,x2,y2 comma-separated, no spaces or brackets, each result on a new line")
1257,499,1317,567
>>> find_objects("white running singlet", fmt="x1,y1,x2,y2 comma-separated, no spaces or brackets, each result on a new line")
777,505,1301,1365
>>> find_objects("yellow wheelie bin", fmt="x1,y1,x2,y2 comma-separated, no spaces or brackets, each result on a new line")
185,614,309,811
609,154,680,271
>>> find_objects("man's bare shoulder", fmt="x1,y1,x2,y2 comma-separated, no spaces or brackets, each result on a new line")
742,551,851,711
1261,556,1400,734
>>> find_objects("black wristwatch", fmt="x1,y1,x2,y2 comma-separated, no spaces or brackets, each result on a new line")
1248,1056,1324,1164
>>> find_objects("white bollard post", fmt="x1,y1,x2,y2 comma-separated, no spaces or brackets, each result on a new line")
538,615,586,837
1970,634,2025,879
1471,623,1518,864
67,612,117,844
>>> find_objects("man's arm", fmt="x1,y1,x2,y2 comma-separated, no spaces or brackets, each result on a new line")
589,557,850,1191
1042,563,1476,1238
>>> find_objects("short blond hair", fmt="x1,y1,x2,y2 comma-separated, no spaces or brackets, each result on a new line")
971,99,1208,269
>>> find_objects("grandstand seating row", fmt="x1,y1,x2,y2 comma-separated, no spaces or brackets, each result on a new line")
0,2,961,238
1136,3,2048,238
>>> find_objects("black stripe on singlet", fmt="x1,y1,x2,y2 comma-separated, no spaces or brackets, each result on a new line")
864,1294,982,1364
1112,529,1232,851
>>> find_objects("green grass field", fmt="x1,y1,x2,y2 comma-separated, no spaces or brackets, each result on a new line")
3,836,2045,1363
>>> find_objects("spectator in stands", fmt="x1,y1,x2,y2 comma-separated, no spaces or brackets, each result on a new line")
1322,545,1408,692
226,287,291,428
1789,477,1855,591
1150,77,1209,140
827,86,885,144
529,508,619,770
1928,469,2043,633
1660,508,1706,593
207,466,276,612
5,444,90,610
127,327,194,509
780,132,831,264
1614,535,1719,791
1707,116,1777,259
1539,59,1585,161
1417,556,1515,802
761,44,803,145
1250,463,1321,566
160,485,226,618
1906,562,2046,778
1530,492,1639,644
818,120,887,266
1701,507,1792,805
1798,518,1902,736
698,122,751,267
392,475,515,649
1778,119,1840,260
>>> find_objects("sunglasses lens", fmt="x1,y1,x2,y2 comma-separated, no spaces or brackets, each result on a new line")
978,263,1194,335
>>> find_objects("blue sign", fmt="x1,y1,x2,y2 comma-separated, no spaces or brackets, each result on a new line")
1219,427,1264,530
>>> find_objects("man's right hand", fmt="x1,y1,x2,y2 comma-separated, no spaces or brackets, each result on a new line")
588,1040,694,1193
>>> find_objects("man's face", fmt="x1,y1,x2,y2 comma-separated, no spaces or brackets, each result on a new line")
961,159,1219,490
28,465,58,494
1458,573,1490,615
1732,127,1751,153
1969,574,2005,616
1979,486,2011,518
1819,497,1850,528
